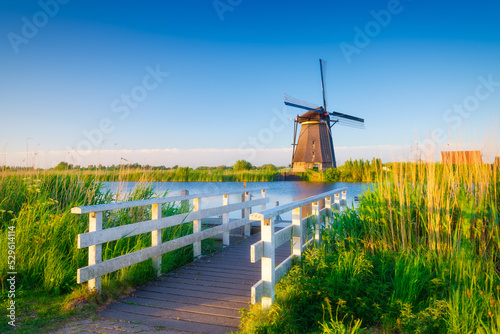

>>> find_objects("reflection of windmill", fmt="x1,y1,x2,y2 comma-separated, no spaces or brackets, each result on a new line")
284,59,365,171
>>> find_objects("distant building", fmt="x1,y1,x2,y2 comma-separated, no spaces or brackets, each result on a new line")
440,151,483,164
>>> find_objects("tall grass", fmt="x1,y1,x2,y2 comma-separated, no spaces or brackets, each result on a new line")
9,168,281,182
0,172,192,295
240,161,500,333
358,162,499,257
0,174,109,293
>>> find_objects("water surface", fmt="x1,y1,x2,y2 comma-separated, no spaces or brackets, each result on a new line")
103,181,371,220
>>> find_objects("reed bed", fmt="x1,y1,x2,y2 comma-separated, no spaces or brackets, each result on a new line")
7,168,281,182
359,161,499,257
0,172,196,331
240,161,500,333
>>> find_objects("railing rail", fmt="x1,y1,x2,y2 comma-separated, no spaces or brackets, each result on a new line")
249,188,347,308
72,187,268,292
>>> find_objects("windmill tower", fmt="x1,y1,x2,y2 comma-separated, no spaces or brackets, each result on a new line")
285,59,365,171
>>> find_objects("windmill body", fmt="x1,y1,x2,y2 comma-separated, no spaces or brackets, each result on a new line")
291,109,335,171
285,59,364,172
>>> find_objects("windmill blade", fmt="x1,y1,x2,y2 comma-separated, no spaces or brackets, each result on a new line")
330,111,364,123
319,59,328,111
330,117,365,129
329,111,365,129
331,117,365,129
284,93,323,112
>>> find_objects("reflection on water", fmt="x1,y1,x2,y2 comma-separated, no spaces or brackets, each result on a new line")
102,181,371,220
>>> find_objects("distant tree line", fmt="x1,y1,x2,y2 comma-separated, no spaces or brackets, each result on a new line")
2,158,389,183
43,160,283,172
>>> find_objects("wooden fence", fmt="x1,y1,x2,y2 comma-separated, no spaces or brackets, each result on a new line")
72,187,269,292
249,188,347,308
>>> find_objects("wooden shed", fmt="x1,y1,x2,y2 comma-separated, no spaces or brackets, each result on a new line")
440,151,483,164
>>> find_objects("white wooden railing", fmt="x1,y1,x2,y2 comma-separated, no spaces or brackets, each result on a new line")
72,187,269,292
249,188,347,308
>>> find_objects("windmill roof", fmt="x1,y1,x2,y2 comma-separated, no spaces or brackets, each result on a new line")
297,109,326,123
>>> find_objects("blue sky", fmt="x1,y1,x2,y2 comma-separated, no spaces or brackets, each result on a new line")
1,0,499,168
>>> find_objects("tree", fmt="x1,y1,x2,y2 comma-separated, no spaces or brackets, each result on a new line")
54,161,70,170
259,164,277,172
233,160,252,171
324,168,341,182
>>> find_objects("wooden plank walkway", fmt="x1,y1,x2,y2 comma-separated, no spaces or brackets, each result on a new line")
100,233,292,334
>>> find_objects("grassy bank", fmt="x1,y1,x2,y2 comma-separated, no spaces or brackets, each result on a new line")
1,168,281,183
240,161,500,333
0,172,205,332
2,158,386,183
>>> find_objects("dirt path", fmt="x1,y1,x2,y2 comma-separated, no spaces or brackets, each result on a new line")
50,318,197,334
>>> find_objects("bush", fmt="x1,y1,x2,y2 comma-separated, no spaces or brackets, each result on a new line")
233,159,253,171
324,168,341,182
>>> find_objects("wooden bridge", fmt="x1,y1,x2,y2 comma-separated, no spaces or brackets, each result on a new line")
72,187,347,333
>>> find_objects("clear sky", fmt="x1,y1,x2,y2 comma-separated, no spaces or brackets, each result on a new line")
1,0,499,168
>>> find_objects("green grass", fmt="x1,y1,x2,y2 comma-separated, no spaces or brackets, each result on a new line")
1,157,386,183
0,288,100,334
2,160,499,333
3,168,281,183
239,161,500,333
0,172,204,332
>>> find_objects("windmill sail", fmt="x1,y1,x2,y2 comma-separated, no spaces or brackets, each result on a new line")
284,94,322,112
319,59,328,111
330,111,365,129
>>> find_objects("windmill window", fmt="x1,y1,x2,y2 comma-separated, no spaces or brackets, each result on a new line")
312,141,315,147
312,151,316,158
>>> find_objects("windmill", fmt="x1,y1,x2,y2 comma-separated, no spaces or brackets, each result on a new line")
284,59,365,171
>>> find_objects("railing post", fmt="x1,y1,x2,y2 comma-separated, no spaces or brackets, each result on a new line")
88,211,102,292
302,205,310,242
292,207,303,261
243,191,251,236
261,189,267,211
312,200,320,221
334,192,341,211
261,218,275,308
180,189,189,208
222,194,230,246
325,196,333,229
312,201,321,247
341,190,347,207
275,201,282,222
151,204,162,276
241,182,247,221
193,198,201,258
